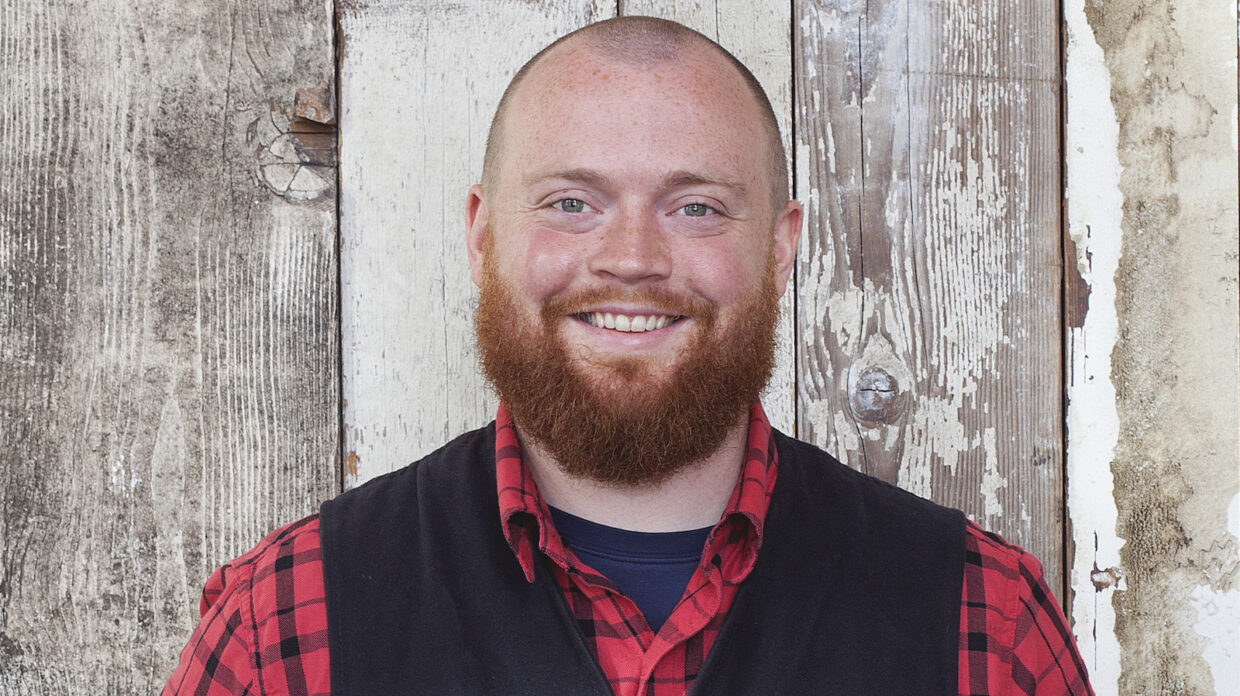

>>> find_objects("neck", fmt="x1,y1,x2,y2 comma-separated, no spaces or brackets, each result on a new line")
518,413,750,533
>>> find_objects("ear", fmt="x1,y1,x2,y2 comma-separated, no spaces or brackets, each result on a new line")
771,199,802,297
465,184,490,287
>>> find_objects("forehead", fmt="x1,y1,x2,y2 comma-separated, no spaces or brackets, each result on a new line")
495,44,770,196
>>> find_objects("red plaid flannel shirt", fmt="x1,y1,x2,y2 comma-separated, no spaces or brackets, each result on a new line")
163,404,1092,696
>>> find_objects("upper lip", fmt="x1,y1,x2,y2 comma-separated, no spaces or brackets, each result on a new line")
576,306,681,316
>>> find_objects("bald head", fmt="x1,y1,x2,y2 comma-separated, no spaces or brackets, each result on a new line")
481,16,788,209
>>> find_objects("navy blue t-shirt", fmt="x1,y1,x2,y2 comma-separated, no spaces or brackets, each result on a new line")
548,506,712,633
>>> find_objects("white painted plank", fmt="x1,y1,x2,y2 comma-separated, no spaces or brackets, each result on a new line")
1063,0,1125,688
340,0,614,486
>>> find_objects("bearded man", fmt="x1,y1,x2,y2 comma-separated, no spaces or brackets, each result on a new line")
164,16,1093,696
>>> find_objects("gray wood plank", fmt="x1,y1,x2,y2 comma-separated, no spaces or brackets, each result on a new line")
794,0,1063,590
0,0,338,689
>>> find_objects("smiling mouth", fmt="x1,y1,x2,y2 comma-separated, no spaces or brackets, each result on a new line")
577,312,684,333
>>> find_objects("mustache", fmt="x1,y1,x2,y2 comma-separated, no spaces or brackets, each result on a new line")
541,287,715,323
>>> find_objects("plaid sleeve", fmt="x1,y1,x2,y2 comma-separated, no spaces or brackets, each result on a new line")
161,515,330,696
960,522,1093,696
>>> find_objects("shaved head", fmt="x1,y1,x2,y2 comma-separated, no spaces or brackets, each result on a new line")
481,16,788,209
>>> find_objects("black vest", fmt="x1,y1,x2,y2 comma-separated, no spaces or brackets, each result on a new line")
320,426,965,695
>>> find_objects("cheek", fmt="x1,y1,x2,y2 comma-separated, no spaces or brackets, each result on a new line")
680,241,768,307
519,229,585,299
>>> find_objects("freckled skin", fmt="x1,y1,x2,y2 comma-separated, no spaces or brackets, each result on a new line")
466,41,801,388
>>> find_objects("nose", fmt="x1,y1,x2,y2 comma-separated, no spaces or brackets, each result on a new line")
586,208,672,283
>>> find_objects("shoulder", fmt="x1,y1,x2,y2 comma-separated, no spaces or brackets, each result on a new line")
189,514,321,615
240,515,327,628
959,521,1094,696
245,516,331,694
163,515,329,696
197,515,323,611
960,521,1028,647
961,520,1064,622
964,519,1031,582
232,514,323,572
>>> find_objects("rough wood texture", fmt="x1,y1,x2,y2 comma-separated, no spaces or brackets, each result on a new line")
339,0,614,486
1066,0,1239,693
620,0,796,434
0,0,338,690
794,0,1064,589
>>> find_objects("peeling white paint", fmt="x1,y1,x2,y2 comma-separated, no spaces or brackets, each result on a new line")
978,427,1006,520
905,394,967,479
1064,1,1127,693
1189,565,1239,696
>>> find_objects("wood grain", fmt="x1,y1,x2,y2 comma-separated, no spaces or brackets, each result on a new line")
0,0,337,690
794,0,1064,590
339,0,614,485
620,0,796,434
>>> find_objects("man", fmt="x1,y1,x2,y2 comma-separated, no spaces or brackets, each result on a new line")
164,16,1092,696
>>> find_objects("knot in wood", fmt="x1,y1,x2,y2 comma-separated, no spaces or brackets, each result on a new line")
850,368,903,424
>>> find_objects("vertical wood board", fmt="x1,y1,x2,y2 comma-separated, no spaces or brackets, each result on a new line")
339,0,614,486
793,0,1063,590
0,0,338,690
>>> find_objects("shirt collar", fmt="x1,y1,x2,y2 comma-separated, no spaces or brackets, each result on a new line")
495,402,779,584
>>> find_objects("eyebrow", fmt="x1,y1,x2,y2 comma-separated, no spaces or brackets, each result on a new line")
524,168,609,189
525,168,749,196
662,170,748,195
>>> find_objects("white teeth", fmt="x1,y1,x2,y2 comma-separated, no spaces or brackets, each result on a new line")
583,312,676,332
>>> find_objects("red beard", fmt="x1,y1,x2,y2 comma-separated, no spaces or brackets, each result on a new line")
474,246,780,487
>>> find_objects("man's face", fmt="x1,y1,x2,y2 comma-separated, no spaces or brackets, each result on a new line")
468,44,800,484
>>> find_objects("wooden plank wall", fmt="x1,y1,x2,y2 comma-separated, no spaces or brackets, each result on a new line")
0,0,1066,689
340,0,1062,590
15,0,1236,693
0,0,338,691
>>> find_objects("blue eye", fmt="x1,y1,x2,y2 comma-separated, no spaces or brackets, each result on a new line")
557,199,587,213
681,203,713,217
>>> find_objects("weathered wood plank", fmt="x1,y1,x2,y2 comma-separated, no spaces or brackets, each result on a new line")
0,0,337,690
339,0,614,486
794,0,1063,589
619,0,796,434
